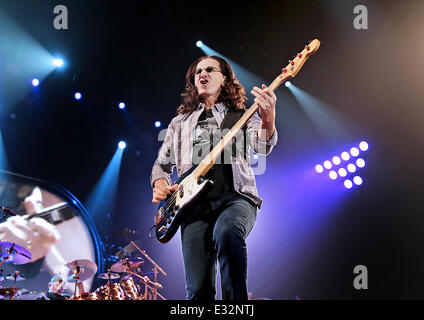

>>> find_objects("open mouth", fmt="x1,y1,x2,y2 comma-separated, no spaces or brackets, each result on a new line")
200,79,208,85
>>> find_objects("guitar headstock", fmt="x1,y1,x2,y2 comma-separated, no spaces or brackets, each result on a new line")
273,39,320,87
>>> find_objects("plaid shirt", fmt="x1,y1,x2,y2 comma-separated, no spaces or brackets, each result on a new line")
150,103,278,209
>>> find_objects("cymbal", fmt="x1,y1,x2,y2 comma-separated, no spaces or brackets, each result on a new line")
65,259,98,282
98,272,120,280
5,274,26,281
0,287,22,297
0,241,32,265
111,258,144,273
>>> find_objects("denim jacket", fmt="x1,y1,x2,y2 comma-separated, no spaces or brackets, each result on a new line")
150,103,278,209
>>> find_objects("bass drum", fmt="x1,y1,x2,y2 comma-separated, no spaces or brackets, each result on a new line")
0,170,103,298
94,283,126,300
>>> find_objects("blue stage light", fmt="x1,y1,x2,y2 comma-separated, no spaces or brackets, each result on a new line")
32,78,40,87
53,58,64,67
329,170,337,180
119,102,125,109
74,92,82,100
285,81,292,88
118,141,126,149
154,121,161,128
196,41,203,47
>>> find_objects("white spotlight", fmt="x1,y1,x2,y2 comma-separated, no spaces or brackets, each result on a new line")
285,81,292,88
196,41,203,47
52,58,64,67
118,141,127,149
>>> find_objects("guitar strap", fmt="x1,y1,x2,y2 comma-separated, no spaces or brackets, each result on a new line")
219,108,248,159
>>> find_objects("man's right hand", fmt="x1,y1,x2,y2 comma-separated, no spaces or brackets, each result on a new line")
152,179,179,203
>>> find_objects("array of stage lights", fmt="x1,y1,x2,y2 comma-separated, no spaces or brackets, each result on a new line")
30,58,161,130
315,141,368,189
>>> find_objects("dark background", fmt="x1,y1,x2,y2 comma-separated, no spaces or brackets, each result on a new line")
0,0,423,299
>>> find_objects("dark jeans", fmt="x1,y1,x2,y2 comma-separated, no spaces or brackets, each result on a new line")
180,193,257,300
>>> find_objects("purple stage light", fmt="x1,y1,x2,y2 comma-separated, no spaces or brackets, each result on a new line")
356,158,366,168
347,163,357,173
332,156,341,165
353,176,363,185
323,160,332,170
341,152,350,161
315,164,324,173
74,92,82,100
359,141,369,151
344,179,353,189
329,170,337,180
338,168,347,177
350,147,360,157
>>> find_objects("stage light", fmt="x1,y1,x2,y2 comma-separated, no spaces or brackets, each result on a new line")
52,58,64,67
196,41,203,47
118,141,126,149
323,160,332,170
253,154,259,160
359,141,369,151
344,179,353,189
341,151,350,161
356,158,366,168
285,81,292,88
74,92,82,100
332,156,341,165
353,176,363,186
154,121,161,128
338,168,347,177
329,170,337,180
347,163,357,173
350,147,360,157
32,78,39,87
315,164,324,173
119,102,126,109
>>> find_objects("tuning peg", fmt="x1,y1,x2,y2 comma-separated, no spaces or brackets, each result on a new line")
305,45,310,51
282,68,287,74
289,60,295,66
298,53,303,58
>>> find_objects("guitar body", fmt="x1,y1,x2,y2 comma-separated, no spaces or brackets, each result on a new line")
154,166,213,243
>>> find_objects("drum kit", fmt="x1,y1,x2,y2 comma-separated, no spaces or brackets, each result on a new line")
0,240,167,301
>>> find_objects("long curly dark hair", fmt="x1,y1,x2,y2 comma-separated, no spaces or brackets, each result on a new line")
177,56,247,114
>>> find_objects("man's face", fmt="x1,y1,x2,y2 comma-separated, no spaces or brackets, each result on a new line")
194,58,226,99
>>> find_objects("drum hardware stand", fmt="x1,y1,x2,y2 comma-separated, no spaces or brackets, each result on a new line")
72,266,83,298
129,241,167,300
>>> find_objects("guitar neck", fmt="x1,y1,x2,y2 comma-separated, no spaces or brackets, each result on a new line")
192,77,283,180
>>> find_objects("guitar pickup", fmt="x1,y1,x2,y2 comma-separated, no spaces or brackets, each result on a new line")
158,226,168,233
